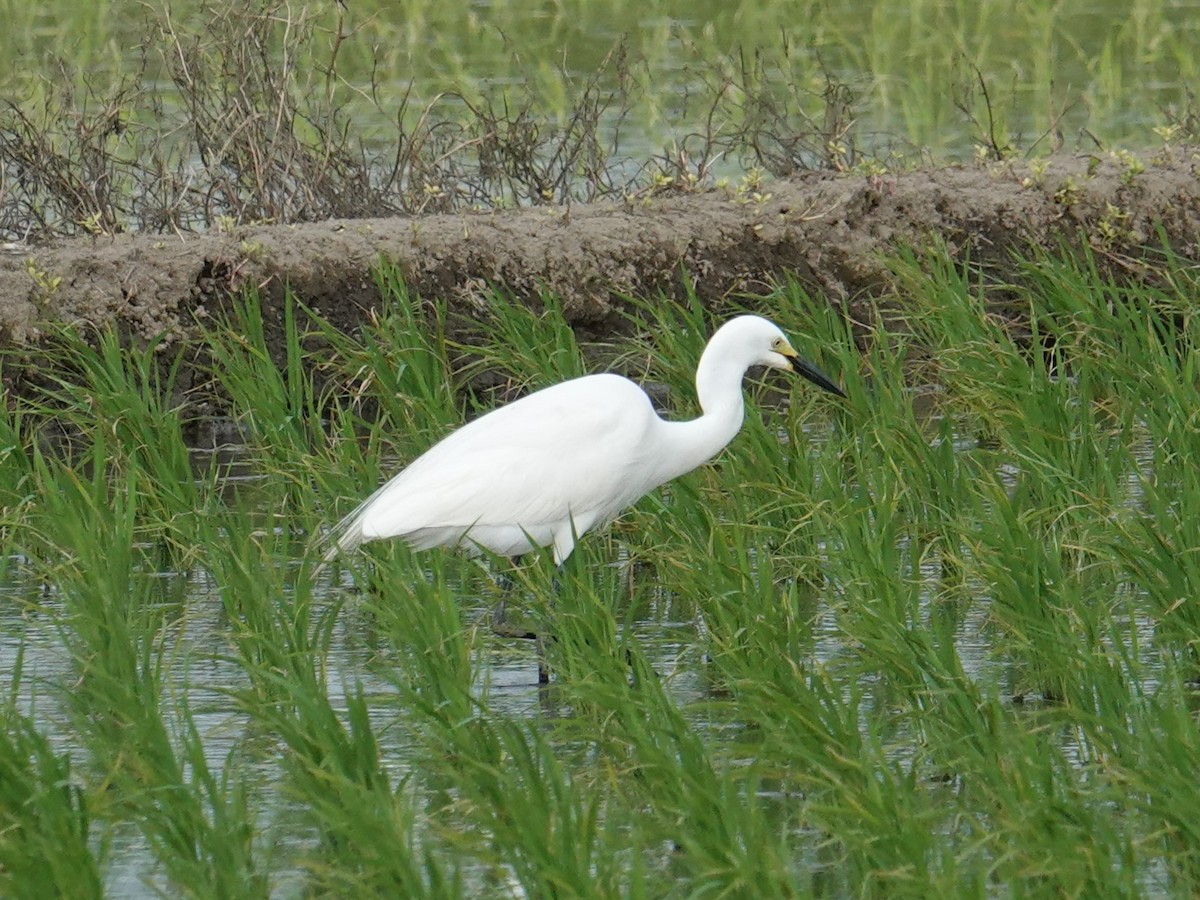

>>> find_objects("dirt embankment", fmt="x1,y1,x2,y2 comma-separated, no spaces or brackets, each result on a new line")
2,153,1198,374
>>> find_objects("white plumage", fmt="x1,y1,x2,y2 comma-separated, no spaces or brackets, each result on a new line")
320,315,843,566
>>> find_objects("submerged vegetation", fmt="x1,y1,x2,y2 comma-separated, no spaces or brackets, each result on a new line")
2,249,1200,894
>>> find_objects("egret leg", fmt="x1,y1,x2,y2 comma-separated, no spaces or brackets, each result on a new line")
492,601,551,684
487,567,639,687
489,561,553,684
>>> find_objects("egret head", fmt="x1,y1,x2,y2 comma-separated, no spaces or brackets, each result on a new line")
723,316,846,398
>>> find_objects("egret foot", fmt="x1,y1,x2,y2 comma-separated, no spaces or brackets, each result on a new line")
490,599,539,640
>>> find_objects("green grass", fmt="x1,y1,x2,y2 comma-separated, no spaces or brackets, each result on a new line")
3,251,1200,894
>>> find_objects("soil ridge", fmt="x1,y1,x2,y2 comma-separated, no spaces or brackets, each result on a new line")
2,153,1196,364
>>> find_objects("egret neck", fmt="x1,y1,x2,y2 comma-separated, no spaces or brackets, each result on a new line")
651,345,750,485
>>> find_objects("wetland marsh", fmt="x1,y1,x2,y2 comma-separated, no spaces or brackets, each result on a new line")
4,0,1200,896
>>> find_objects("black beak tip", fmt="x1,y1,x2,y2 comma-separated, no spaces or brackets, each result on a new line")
790,356,846,399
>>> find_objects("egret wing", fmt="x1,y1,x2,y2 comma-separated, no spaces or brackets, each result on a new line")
357,374,658,542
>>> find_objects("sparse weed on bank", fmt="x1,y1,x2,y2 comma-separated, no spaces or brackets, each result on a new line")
2,250,1200,894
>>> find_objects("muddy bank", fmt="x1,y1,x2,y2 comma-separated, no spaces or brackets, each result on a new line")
2,153,1198,371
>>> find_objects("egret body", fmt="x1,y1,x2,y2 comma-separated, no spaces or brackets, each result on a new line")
321,315,843,566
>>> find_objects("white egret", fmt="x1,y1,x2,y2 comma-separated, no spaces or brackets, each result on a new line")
322,314,842,564
319,314,844,678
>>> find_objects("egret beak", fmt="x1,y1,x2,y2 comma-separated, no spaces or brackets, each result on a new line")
785,351,846,398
